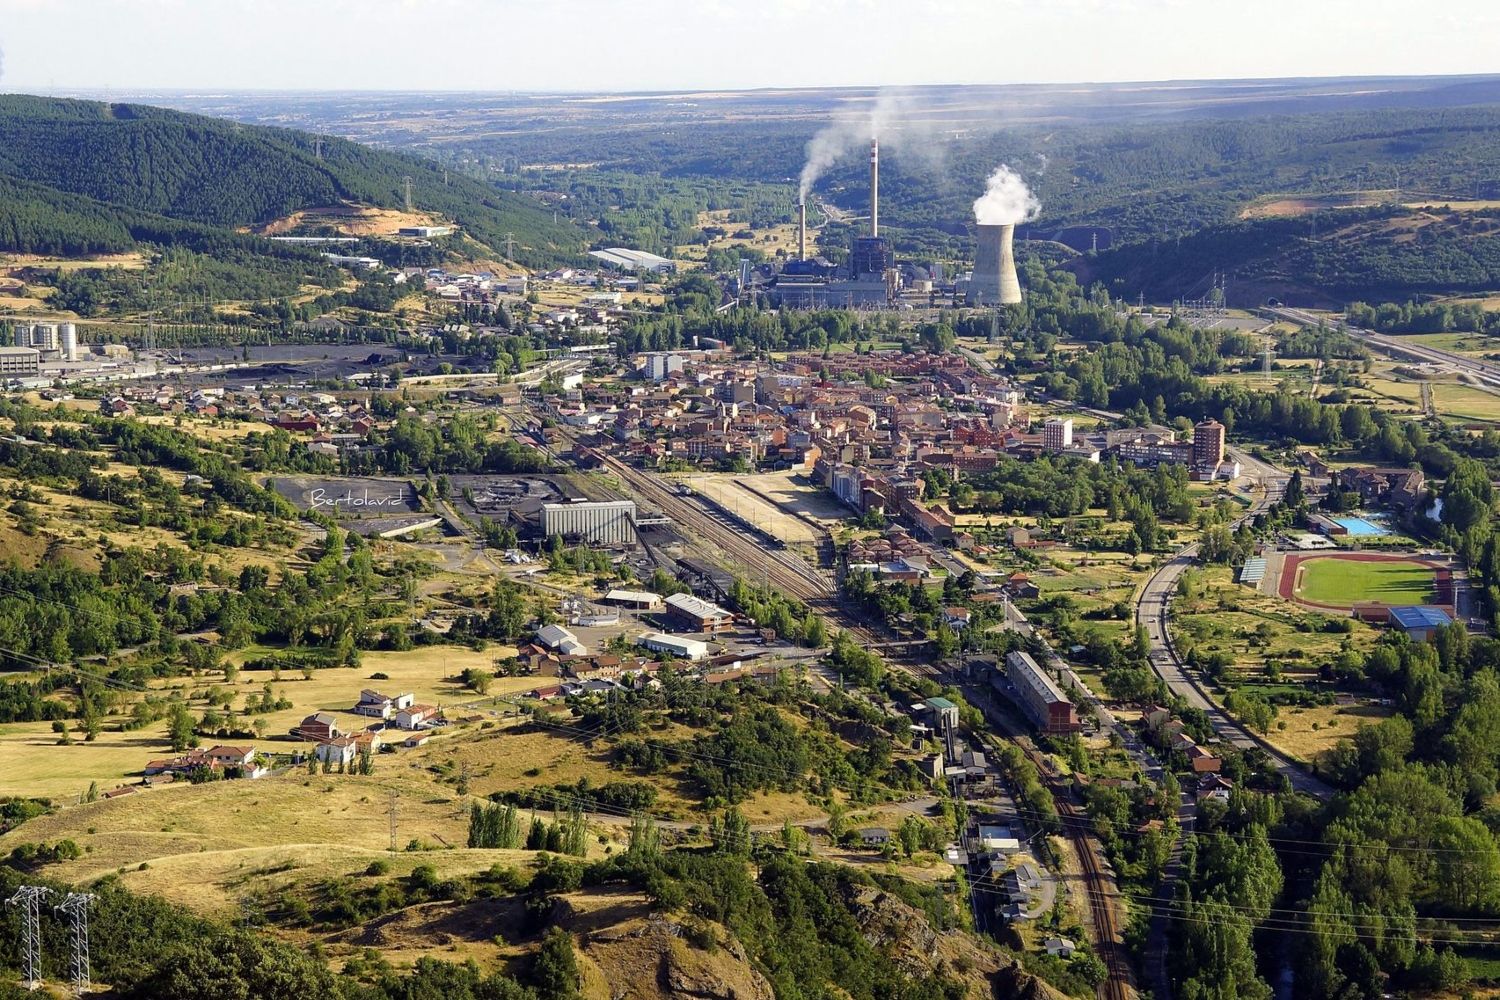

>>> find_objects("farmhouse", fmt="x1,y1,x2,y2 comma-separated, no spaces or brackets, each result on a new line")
314,737,359,768
395,703,441,730
353,689,415,719
291,712,344,742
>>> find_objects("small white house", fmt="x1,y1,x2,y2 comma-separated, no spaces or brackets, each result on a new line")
314,737,358,768
395,704,440,731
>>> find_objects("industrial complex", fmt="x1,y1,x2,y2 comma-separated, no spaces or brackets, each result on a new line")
758,139,1025,310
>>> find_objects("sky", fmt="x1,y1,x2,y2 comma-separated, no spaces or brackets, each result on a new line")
0,0,1496,93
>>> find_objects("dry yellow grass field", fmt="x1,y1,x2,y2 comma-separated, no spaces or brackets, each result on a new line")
0,721,173,799
205,644,525,739
1266,702,1391,762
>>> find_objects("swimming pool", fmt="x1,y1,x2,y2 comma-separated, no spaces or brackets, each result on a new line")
1334,516,1389,536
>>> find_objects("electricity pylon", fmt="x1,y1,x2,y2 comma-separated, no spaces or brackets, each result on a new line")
56,892,96,996
6,885,51,991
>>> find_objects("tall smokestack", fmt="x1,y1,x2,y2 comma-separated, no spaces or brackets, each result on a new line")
869,138,879,238
798,200,807,261
968,224,1023,306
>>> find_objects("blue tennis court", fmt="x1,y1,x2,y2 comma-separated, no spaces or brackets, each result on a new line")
1334,516,1388,536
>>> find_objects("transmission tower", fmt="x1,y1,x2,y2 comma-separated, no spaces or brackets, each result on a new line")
388,789,399,852
56,892,95,997
6,885,51,991
502,233,518,260
314,136,322,161
402,176,414,213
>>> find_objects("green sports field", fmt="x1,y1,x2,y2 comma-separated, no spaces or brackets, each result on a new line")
1294,556,1435,607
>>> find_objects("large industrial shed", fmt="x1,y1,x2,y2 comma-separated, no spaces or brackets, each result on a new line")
539,500,638,546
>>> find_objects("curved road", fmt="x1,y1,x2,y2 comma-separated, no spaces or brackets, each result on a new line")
1135,476,1334,800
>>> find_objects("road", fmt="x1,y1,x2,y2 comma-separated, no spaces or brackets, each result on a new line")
1269,306,1500,392
1134,474,1334,800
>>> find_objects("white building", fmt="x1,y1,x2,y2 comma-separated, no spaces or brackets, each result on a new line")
1043,417,1072,453
535,623,587,656
636,632,709,661
644,353,685,381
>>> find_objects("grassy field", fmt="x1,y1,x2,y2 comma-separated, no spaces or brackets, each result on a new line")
1266,702,1391,762
1433,383,1500,422
1294,556,1435,607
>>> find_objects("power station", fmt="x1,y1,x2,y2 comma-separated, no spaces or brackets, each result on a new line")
764,140,1023,310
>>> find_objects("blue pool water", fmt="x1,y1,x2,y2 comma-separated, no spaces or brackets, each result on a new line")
1335,516,1388,536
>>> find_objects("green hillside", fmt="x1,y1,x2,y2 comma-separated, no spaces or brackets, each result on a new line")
1072,205,1500,306
0,95,589,265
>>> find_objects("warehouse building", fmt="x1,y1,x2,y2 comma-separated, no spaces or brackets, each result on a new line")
0,347,42,378
535,624,586,656
636,632,709,661
602,589,663,610
664,592,736,634
588,247,678,274
1004,651,1078,734
539,500,638,546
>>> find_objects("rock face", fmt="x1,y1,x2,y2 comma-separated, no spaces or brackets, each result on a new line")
561,898,774,1000
841,885,1067,1000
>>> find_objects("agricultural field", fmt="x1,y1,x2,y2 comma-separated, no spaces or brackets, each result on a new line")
1432,383,1500,422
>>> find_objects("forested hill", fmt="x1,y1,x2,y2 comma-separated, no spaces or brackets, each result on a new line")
0,95,589,264
1070,205,1500,307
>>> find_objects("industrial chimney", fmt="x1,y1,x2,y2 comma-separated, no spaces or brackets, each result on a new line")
869,139,879,237
968,224,1023,306
798,200,807,261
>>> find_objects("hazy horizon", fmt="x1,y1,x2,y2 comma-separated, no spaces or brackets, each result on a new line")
1,0,1497,93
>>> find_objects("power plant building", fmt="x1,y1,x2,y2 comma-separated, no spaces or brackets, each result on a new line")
539,500,638,546
1003,651,1078,734
0,347,41,378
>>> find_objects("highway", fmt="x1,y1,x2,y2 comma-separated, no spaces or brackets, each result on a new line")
1134,474,1334,800
1269,306,1500,392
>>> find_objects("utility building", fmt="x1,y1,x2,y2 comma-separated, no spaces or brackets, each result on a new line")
1004,651,1078,734
664,592,736,634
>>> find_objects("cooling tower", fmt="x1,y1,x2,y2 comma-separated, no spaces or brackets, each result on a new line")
968,223,1022,306
869,139,879,237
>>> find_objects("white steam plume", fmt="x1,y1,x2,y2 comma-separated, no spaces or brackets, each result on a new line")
973,165,1040,225
797,89,940,203
0,45,6,88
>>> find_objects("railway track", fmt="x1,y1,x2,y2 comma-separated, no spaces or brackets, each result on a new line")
544,416,1133,994
1004,736,1132,1000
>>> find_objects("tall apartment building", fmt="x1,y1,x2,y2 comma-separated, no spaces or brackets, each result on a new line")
1193,419,1226,471
1042,417,1073,453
